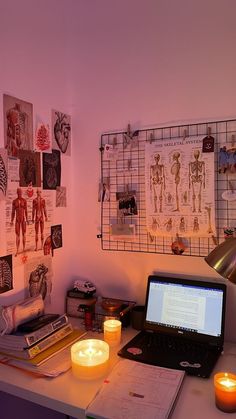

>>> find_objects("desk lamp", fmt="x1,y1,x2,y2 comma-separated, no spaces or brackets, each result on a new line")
205,237,236,284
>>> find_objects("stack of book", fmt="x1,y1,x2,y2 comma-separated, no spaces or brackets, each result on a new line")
0,313,85,368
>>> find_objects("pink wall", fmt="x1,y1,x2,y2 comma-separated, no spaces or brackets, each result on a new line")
71,0,236,342
0,0,236,341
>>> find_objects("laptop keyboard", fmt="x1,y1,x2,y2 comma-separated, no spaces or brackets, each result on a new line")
135,332,208,359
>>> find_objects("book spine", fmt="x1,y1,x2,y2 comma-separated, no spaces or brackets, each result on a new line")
25,314,68,346
27,323,73,358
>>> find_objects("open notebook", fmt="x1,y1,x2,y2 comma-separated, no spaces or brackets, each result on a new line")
118,275,226,378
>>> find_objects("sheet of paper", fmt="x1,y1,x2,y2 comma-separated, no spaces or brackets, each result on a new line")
145,136,216,238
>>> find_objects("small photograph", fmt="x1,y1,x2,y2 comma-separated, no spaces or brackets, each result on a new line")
52,109,71,156
98,177,110,202
51,224,63,250
110,223,136,240
103,144,119,161
0,254,13,294
43,149,61,190
3,94,33,157
19,150,41,187
116,190,138,216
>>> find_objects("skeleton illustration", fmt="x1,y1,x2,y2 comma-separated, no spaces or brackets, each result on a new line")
183,191,188,204
150,154,165,213
171,152,181,211
193,217,200,232
29,263,48,300
0,259,12,291
179,217,185,233
0,154,7,197
189,150,205,212
164,218,172,232
205,205,213,234
53,112,71,153
152,217,159,232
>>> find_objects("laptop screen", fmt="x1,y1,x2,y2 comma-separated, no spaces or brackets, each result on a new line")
144,276,226,343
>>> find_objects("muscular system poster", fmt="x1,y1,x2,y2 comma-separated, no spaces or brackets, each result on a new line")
145,136,216,238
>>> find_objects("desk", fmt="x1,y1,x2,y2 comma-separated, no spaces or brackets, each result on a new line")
0,325,236,419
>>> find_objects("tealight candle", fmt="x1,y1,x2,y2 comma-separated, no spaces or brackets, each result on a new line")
214,372,236,412
103,319,122,347
71,339,109,380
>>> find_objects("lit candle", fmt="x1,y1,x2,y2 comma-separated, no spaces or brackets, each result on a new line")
103,319,122,347
71,339,109,380
214,372,236,412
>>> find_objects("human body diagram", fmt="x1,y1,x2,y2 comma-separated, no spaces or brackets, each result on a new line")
11,188,29,256
6,187,53,258
145,138,215,237
32,189,48,251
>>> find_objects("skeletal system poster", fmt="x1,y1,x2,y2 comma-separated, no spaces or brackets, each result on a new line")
145,136,215,237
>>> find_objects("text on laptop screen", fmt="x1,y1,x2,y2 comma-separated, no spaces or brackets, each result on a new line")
146,280,224,337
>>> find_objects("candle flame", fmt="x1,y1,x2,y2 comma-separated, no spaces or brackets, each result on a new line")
220,378,236,388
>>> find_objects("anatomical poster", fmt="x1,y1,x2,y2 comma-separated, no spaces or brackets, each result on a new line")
0,149,8,200
35,123,51,152
145,136,216,237
56,186,67,207
6,186,54,259
0,254,13,294
3,94,33,157
43,149,61,190
24,255,53,303
19,149,41,187
52,109,71,156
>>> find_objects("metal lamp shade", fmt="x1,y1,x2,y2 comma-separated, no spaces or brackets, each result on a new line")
205,238,236,284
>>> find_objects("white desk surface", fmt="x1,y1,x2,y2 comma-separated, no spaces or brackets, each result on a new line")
0,324,236,419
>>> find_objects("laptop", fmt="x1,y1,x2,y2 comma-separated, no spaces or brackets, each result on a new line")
118,275,226,378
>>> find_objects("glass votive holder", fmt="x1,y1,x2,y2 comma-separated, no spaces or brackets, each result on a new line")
214,372,236,413
103,319,121,347
71,339,109,380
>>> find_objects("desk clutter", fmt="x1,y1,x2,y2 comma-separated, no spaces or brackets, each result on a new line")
0,295,86,376
66,285,135,332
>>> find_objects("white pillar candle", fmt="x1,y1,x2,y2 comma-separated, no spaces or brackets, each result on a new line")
71,339,109,380
103,319,121,347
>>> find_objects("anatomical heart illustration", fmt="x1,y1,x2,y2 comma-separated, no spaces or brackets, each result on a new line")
3,94,33,157
52,109,71,156
25,256,52,302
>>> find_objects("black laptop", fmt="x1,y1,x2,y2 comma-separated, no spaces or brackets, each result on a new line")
118,275,226,378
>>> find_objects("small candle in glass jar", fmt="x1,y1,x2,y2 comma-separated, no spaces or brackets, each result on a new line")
71,339,109,380
103,319,121,347
214,372,236,413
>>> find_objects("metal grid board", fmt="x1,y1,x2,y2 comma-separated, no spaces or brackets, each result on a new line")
99,118,236,257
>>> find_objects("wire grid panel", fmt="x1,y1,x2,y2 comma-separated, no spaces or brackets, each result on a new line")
100,119,236,257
